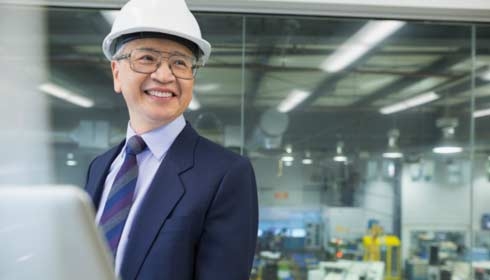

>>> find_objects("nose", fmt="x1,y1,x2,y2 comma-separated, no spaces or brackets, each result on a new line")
150,60,176,83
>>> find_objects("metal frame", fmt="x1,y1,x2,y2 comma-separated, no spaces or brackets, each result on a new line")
1,0,490,23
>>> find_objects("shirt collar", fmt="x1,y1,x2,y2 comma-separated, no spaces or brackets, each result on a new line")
124,115,186,161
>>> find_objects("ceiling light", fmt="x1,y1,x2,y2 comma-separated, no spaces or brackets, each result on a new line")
39,83,94,108
333,141,348,162
433,146,463,154
277,89,310,113
473,108,490,118
188,95,201,111
383,129,403,159
383,152,403,159
302,151,313,165
380,91,439,115
282,155,294,162
433,118,462,154
334,155,347,162
302,158,313,165
66,153,77,167
281,144,294,163
320,20,405,72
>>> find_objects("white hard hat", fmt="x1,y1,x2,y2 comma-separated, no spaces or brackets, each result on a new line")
102,0,211,65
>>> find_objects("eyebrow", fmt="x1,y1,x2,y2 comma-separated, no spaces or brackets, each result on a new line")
136,47,193,58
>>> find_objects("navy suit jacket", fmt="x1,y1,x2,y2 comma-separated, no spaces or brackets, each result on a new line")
85,123,258,280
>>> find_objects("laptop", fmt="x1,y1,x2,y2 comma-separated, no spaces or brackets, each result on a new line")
0,185,116,280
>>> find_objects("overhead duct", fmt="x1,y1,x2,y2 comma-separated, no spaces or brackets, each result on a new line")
247,108,289,151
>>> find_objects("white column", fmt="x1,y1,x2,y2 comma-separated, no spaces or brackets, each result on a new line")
0,5,53,184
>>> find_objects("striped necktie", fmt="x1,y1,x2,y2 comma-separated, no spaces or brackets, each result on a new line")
99,135,147,256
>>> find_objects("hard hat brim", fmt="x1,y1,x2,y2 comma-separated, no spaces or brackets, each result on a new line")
102,27,211,65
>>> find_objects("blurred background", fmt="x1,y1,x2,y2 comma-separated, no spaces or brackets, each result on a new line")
1,0,490,279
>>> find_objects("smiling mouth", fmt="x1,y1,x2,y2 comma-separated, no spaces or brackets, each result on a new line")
145,90,176,98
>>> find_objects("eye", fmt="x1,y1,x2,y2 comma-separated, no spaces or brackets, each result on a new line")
134,52,158,64
171,56,192,68
142,55,157,62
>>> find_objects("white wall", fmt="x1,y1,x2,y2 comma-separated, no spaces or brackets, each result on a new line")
362,178,395,234
401,158,472,260
471,156,490,231
254,158,325,207
324,207,367,241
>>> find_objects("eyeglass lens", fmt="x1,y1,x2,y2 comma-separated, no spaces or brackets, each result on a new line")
129,49,196,79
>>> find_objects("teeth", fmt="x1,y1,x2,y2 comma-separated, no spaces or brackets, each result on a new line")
147,90,173,97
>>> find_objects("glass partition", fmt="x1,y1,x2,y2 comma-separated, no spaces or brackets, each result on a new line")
1,3,490,279
472,24,490,280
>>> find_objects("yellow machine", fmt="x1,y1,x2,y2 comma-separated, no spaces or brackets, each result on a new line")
363,225,401,280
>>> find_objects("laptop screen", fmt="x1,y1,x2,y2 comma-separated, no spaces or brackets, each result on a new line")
0,186,116,280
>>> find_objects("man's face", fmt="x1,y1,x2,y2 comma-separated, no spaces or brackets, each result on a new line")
111,37,195,133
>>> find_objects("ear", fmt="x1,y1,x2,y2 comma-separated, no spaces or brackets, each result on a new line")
111,60,122,94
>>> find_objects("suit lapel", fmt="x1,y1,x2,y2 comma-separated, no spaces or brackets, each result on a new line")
120,123,199,280
86,143,123,209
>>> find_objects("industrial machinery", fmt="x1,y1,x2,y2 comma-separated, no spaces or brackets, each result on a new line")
363,225,402,280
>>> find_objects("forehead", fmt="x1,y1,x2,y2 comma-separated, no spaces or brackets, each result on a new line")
123,37,193,56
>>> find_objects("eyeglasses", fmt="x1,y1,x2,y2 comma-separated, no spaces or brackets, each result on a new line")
113,48,200,80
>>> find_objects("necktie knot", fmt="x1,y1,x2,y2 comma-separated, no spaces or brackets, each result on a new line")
125,135,147,156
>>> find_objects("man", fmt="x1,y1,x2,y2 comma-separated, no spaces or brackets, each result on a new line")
84,0,258,279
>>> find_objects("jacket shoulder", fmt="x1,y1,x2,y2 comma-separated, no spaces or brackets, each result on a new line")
194,135,251,167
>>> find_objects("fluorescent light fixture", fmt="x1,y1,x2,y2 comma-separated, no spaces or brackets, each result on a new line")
432,146,463,154
277,89,310,113
66,153,78,167
281,145,294,164
39,83,94,108
302,151,313,165
281,155,294,162
380,91,439,115
382,129,403,159
333,141,347,162
433,118,462,154
188,95,201,111
383,151,403,159
320,20,405,72
473,108,490,118
333,155,347,162
302,158,313,165
66,160,78,166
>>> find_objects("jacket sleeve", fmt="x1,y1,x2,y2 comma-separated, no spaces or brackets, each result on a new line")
195,156,258,280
